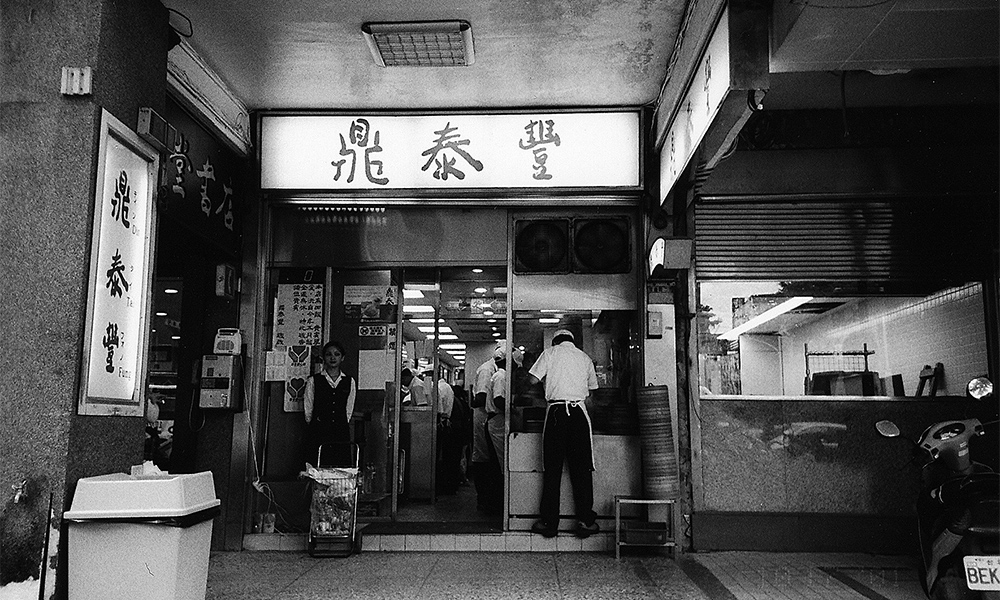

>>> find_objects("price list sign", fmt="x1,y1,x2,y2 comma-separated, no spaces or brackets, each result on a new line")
273,283,324,348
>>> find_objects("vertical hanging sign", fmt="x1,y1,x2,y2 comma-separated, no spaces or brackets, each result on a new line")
79,110,159,416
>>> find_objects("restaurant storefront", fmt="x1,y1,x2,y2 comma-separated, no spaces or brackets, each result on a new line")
234,109,688,543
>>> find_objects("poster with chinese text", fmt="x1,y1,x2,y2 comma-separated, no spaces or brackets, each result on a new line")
272,283,324,348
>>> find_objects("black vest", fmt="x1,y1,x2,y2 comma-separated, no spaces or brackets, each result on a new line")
312,372,351,431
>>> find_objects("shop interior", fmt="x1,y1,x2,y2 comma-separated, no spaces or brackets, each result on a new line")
191,204,643,534
698,280,990,399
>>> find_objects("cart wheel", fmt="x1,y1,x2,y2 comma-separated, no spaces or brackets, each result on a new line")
353,531,363,554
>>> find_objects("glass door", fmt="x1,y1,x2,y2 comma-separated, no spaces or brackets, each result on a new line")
396,266,507,524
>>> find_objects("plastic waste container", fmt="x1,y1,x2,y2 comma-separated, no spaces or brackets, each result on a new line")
64,471,220,600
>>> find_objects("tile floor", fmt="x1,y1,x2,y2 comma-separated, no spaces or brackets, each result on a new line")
205,549,926,600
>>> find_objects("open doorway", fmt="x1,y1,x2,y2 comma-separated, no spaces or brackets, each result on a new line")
394,266,507,528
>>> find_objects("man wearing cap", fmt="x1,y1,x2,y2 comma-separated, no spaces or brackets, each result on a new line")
471,341,506,513
528,329,600,538
484,347,523,512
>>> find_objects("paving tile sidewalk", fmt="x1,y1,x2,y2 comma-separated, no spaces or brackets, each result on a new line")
206,550,925,600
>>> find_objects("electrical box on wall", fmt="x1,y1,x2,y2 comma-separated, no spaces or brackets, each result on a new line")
216,263,237,299
199,354,242,410
647,310,663,338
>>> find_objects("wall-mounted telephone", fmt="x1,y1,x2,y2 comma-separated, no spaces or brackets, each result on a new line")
199,354,242,410
213,328,242,355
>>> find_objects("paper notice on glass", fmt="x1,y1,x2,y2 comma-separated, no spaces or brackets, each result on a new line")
265,350,287,381
284,345,313,412
273,283,324,349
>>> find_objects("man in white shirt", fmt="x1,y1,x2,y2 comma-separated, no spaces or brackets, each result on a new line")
484,348,522,512
472,341,505,512
527,329,599,539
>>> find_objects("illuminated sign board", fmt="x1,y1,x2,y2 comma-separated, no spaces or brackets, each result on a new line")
658,6,732,203
79,111,158,416
259,111,640,190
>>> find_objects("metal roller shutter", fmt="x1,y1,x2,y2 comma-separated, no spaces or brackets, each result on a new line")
694,196,993,283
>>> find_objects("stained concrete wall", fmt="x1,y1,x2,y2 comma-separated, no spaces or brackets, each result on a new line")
1,0,168,593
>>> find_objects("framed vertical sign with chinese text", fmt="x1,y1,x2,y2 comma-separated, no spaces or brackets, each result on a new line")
78,110,159,416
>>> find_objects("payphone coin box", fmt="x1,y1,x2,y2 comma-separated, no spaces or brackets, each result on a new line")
199,355,241,410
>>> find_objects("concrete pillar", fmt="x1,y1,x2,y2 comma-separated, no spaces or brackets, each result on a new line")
1,0,168,595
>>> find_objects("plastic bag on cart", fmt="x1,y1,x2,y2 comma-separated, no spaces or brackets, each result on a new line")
303,463,359,536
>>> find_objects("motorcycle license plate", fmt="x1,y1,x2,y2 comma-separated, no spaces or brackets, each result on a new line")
964,556,1000,591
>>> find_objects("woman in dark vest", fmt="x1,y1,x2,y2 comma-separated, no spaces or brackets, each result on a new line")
304,341,356,467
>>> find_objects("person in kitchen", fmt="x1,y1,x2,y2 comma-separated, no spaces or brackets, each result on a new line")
304,340,356,467
484,347,523,512
527,329,600,539
472,341,506,513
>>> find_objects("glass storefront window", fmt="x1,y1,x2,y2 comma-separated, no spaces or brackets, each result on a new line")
697,281,989,398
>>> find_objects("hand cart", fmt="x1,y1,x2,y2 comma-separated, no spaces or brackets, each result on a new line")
305,443,360,557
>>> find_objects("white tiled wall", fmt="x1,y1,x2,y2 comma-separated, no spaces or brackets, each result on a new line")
780,283,987,395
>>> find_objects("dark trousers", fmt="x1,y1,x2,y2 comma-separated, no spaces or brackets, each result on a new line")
483,419,504,513
540,403,596,527
472,460,500,511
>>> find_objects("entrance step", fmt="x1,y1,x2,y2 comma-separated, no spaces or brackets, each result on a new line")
242,528,614,553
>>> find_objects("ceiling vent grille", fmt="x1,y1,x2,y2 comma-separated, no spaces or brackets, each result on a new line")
362,21,474,67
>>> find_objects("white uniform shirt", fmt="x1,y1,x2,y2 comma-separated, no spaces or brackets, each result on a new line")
528,341,598,402
474,359,497,399
486,367,507,415
426,378,455,417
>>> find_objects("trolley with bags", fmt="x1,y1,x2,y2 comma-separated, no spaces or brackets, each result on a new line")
304,443,360,557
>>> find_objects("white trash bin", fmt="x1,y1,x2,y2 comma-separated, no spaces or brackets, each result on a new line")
65,471,220,600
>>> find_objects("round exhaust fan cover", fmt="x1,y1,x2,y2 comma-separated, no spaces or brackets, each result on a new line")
514,219,569,273
573,218,630,273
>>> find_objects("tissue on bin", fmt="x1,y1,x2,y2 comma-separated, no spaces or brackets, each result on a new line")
130,460,166,477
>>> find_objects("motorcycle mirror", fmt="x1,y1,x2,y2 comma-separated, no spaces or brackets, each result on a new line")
967,377,993,400
875,420,900,438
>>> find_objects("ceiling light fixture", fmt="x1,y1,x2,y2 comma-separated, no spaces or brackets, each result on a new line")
428,333,458,340
404,305,435,313
418,326,452,333
362,20,474,68
718,297,814,341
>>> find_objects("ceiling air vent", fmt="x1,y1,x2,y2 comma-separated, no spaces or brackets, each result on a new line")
572,218,630,274
514,219,570,274
362,21,475,67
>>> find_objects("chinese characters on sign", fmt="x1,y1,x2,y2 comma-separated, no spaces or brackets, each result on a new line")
273,283,324,348
421,122,483,181
81,111,157,416
260,112,640,190
658,6,731,203
168,130,236,232
519,119,561,180
331,118,388,186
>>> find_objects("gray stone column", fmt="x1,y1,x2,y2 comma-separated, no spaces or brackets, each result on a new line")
1,0,168,595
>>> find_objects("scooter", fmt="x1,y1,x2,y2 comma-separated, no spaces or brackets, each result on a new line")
876,377,999,599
